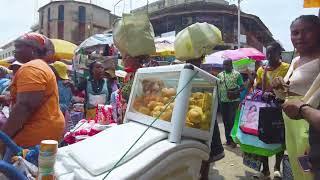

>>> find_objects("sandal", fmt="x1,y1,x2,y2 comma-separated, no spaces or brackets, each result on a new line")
273,171,282,179
252,172,271,180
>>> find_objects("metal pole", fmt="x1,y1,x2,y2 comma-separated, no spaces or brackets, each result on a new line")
114,0,123,15
130,0,132,12
237,0,241,49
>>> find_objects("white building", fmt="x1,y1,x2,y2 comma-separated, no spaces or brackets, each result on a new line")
38,0,118,45
0,41,15,60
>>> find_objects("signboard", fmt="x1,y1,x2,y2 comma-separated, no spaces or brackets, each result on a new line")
304,0,320,8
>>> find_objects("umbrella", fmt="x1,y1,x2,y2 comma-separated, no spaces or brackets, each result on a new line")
223,48,265,61
238,48,265,61
174,22,222,61
204,51,227,65
0,57,15,68
50,39,77,61
204,50,256,72
76,33,113,53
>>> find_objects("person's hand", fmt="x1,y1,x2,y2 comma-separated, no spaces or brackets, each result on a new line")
262,92,275,102
63,80,74,88
282,99,305,120
271,77,288,90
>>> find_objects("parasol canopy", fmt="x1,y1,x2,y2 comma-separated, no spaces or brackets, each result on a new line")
75,33,113,53
203,51,226,65
174,22,222,61
0,57,15,68
222,48,265,61
50,39,77,61
204,50,256,72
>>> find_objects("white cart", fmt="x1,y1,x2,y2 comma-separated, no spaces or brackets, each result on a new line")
54,64,219,180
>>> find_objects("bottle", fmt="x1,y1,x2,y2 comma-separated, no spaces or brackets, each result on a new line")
37,140,58,180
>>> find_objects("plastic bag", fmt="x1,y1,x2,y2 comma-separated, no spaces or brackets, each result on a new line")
239,100,267,136
113,12,156,57
231,101,284,157
174,22,222,61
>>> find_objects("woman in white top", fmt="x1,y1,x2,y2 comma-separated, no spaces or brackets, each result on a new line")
272,15,320,180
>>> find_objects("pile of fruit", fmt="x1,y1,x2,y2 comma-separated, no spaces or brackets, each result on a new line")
132,78,213,131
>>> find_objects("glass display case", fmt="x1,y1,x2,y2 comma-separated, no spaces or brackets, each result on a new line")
125,64,219,142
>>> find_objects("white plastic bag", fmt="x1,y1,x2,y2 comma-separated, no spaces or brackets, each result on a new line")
113,12,156,57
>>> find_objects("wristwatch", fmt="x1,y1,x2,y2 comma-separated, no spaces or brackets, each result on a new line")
299,104,311,118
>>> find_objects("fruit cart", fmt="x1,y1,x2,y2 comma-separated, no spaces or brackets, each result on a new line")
54,64,219,180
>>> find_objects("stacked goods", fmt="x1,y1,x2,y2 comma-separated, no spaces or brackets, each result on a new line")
132,78,213,131
186,92,213,130
174,22,222,61
113,12,156,57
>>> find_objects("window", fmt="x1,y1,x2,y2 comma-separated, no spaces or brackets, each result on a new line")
58,5,64,39
58,5,64,21
47,8,51,21
40,11,44,28
78,6,86,23
78,6,86,43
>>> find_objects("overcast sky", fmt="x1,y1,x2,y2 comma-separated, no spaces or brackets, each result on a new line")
0,0,318,50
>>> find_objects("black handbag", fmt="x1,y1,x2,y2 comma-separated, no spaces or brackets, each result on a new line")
258,104,285,144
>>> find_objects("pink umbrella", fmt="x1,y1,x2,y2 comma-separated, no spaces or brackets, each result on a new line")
223,48,265,61
238,48,265,61
204,50,226,65
223,49,247,61
204,48,265,65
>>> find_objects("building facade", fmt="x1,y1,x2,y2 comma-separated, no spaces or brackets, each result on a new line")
38,0,118,45
133,0,276,52
0,42,14,60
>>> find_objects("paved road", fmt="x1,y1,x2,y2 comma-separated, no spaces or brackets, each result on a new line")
209,117,277,180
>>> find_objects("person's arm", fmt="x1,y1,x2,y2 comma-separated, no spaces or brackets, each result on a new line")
254,68,263,89
65,78,86,94
282,100,320,132
300,105,320,132
2,91,44,137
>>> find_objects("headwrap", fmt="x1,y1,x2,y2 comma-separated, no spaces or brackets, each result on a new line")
16,33,55,62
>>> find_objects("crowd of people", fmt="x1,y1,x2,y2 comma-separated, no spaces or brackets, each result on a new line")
0,14,318,180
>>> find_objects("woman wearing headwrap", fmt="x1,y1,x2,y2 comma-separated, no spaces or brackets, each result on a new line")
1,33,64,153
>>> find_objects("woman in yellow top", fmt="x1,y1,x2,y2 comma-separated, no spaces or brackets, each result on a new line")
253,42,289,179
255,42,289,91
